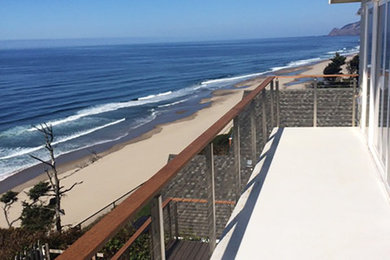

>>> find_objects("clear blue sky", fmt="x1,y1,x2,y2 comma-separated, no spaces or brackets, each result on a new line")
0,0,360,42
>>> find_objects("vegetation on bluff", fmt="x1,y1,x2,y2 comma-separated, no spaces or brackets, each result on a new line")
320,53,359,87
0,123,85,259
323,53,347,76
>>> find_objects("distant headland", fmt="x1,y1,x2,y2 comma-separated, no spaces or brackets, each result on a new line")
328,21,360,36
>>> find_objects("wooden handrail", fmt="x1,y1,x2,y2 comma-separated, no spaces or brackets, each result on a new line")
111,218,152,260
275,74,358,79
111,198,171,260
57,76,275,260
111,197,235,259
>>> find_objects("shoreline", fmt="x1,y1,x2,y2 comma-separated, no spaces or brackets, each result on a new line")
0,88,238,194
0,102,202,194
0,54,357,227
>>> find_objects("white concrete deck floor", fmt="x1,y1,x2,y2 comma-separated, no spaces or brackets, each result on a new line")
212,127,390,260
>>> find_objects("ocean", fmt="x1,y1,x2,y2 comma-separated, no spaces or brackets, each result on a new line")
0,36,359,182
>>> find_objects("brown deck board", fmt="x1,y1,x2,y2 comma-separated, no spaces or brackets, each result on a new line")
186,241,204,259
167,240,209,260
166,240,184,259
198,243,210,260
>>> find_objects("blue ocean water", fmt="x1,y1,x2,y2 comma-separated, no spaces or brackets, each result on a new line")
0,36,359,180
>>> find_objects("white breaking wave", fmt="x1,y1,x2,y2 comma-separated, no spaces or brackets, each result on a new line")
288,57,322,67
0,131,131,181
138,91,172,101
52,118,125,145
327,48,347,54
0,118,125,160
271,57,322,72
0,146,45,161
27,91,175,132
327,45,359,56
270,45,360,73
129,109,159,130
343,45,360,56
158,99,188,108
200,72,265,86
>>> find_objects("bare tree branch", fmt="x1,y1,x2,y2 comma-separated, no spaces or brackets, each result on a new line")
10,217,21,226
29,154,52,168
59,181,83,195
44,169,54,188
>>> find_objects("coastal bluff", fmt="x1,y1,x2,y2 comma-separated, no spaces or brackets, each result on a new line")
329,21,360,36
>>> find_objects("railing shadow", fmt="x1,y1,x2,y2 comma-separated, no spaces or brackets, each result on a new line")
220,127,284,260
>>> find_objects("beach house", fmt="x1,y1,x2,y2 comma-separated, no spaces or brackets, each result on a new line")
358,0,390,185
56,0,390,259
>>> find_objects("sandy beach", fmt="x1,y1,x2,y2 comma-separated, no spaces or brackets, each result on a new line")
0,56,353,228
236,56,353,90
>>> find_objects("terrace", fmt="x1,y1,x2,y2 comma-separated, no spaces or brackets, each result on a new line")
212,127,390,259
55,74,390,259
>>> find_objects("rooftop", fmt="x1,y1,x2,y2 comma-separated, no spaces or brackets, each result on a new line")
213,127,390,259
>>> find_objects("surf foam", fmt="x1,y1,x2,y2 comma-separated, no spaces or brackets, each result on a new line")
1,118,125,160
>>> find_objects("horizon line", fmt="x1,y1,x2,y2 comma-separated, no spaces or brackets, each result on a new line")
0,34,360,50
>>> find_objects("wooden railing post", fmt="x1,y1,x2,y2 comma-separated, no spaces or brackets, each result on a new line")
167,202,173,242
250,101,257,163
173,201,179,239
275,78,280,127
352,77,357,127
313,78,318,127
269,80,275,127
44,243,51,260
151,195,165,260
261,89,268,141
205,143,216,255
233,117,241,201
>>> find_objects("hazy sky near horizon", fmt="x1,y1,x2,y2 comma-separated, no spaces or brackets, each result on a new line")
1,0,360,42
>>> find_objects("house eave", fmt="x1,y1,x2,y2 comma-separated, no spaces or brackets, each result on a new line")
329,0,360,3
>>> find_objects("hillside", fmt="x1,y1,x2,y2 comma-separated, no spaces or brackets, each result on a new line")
329,21,360,36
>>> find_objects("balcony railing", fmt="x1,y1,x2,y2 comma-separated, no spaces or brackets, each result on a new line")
58,74,358,260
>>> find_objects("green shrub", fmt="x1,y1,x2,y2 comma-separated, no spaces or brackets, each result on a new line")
347,54,359,75
20,203,55,232
0,227,83,259
101,222,151,259
323,53,347,81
